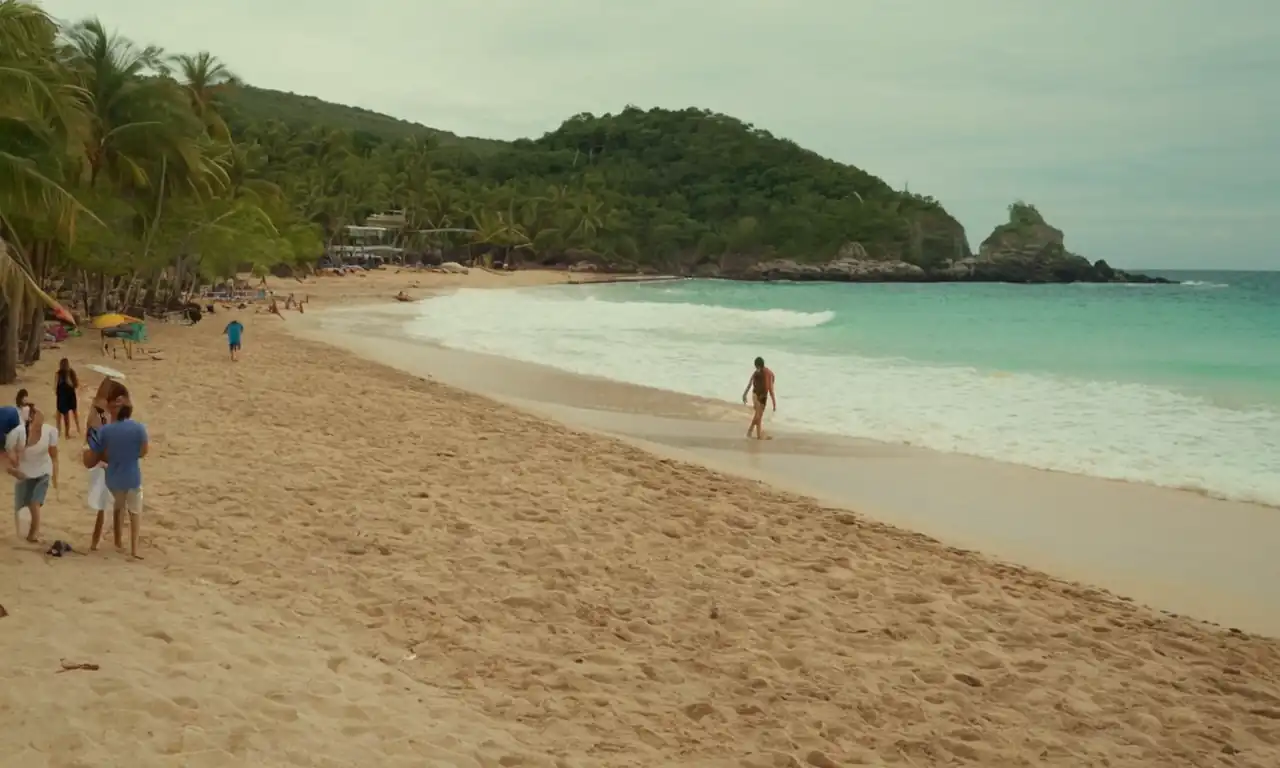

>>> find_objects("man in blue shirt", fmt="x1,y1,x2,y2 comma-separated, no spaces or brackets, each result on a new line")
224,319,244,362
83,405,149,559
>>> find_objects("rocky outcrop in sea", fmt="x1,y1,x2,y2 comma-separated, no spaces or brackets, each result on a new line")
715,203,1171,284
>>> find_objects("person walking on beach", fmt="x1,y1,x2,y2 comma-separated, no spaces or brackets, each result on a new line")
741,356,777,440
54,358,81,437
7,403,58,542
83,402,147,559
224,319,244,362
84,379,130,551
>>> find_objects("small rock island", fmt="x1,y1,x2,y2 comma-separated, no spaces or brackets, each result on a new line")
723,202,1170,285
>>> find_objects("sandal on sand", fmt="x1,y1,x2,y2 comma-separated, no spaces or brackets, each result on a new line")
46,540,73,557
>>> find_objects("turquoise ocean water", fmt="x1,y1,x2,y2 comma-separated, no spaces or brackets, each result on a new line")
403,271,1280,505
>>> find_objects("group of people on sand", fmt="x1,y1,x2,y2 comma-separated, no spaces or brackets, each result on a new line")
4,360,149,560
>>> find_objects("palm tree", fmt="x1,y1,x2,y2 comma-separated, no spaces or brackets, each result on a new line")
169,51,240,141
61,18,206,192
0,0,96,380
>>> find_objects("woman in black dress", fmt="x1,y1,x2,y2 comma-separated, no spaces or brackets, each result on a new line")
54,358,80,437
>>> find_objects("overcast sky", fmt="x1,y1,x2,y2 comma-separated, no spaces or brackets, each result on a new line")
40,0,1279,270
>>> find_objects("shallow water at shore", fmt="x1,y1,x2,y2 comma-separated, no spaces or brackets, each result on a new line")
296,305,1280,637
390,276,1280,506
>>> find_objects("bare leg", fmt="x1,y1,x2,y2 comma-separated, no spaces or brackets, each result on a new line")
26,501,41,542
90,510,104,551
113,508,124,549
129,512,142,560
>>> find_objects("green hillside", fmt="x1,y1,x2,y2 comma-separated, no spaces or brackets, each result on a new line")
231,97,969,272
220,84,507,154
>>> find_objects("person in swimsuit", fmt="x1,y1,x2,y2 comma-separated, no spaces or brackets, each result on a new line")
741,356,777,440
54,358,81,437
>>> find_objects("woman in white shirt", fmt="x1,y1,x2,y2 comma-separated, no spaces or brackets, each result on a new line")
7,404,58,542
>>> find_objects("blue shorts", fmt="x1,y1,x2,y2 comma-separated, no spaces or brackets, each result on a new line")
229,341,242,351
15,474,50,509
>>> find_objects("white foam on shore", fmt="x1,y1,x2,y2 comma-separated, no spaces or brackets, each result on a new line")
403,287,1280,506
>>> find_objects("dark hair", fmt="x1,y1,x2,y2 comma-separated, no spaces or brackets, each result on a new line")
58,358,78,387
753,357,764,368
15,388,27,406
116,405,133,421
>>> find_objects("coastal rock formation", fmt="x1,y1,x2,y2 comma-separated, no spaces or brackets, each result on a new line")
706,202,1170,284
947,202,1170,284
471,203,1168,286
741,257,926,282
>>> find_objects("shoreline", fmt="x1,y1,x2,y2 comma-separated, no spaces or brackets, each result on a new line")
5,267,1279,766
295,297,1280,638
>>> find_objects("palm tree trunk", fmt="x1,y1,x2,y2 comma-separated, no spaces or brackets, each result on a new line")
92,273,109,315
21,302,43,365
0,294,21,385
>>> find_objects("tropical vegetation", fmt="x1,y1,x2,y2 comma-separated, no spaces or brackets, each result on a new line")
222,98,960,273
0,1,324,381
0,2,964,382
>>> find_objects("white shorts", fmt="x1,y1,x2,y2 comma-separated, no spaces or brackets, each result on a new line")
110,488,144,515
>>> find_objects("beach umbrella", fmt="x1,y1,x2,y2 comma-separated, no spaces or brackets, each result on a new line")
85,364,126,380
90,313,140,329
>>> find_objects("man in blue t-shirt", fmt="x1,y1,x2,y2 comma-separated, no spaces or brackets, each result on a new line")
224,320,244,362
83,405,149,559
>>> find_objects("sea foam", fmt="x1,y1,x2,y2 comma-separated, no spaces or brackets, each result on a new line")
404,286,1280,506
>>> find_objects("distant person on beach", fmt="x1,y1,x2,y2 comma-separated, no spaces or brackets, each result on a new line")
83,402,147,559
54,358,80,437
741,356,777,440
224,319,244,361
7,403,58,542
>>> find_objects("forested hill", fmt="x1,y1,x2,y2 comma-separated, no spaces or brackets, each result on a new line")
220,84,507,153
223,91,972,273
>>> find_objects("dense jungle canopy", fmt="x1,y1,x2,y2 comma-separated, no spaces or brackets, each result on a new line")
0,1,960,381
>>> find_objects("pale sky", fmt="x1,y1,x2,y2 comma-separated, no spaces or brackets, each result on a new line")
40,0,1280,270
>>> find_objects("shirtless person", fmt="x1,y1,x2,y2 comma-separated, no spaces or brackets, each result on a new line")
741,356,777,440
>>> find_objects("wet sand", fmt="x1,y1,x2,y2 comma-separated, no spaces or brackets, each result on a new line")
300,299,1280,638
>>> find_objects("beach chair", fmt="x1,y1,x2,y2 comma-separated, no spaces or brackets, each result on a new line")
104,322,147,360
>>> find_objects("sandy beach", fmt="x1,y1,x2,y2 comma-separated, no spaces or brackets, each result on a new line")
3,268,1280,768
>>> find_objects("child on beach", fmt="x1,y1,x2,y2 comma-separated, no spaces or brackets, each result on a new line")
224,319,244,361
